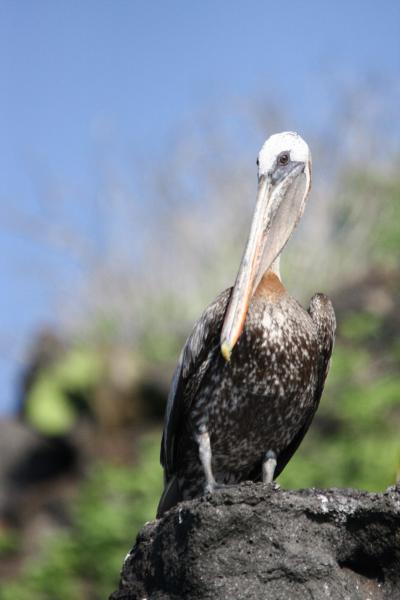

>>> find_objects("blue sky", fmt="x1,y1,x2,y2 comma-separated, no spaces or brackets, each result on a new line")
0,1,399,414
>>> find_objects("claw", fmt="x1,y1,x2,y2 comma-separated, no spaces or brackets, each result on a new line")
204,481,229,494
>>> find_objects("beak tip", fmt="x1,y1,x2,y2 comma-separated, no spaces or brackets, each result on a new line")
221,341,232,362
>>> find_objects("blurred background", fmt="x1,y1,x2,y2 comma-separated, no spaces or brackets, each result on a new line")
0,1,399,598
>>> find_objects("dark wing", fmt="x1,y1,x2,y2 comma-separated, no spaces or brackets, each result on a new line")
160,288,231,482
274,292,336,478
308,293,336,399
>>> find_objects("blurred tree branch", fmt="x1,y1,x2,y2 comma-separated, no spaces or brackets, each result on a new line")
2,79,399,352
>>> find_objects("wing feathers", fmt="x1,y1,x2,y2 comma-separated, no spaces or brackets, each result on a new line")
161,288,231,479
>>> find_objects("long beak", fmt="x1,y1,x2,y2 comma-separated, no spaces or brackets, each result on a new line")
220,163,307,361
220,175,270,361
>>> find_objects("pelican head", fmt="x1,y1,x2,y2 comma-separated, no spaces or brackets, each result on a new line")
220,131,312,361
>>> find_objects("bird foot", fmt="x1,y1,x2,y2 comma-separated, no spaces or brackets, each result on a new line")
264,481,281,491
204,481,230,495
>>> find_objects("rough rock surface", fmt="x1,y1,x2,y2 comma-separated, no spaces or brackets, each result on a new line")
110,483,400,600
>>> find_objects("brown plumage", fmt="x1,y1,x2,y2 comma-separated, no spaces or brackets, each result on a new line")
157,132,336,517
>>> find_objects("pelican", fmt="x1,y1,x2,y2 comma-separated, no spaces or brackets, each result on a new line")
157,132,336,517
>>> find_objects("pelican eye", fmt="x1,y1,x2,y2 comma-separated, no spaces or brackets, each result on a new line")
278,152,289,166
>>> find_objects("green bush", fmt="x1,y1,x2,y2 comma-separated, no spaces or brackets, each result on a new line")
280,330,400,491
0,434,163,600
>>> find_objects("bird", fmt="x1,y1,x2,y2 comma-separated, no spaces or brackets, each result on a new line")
157,131,336,517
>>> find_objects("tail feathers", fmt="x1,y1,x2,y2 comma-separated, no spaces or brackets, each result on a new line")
156,475,181,518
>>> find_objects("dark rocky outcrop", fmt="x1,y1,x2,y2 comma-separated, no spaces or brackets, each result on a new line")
110,482,400,600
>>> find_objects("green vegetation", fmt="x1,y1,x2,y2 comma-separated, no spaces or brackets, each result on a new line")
3,294,399,599
25,348,102,435
280,347,400,490
2,140,399,598
0,435,163,600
